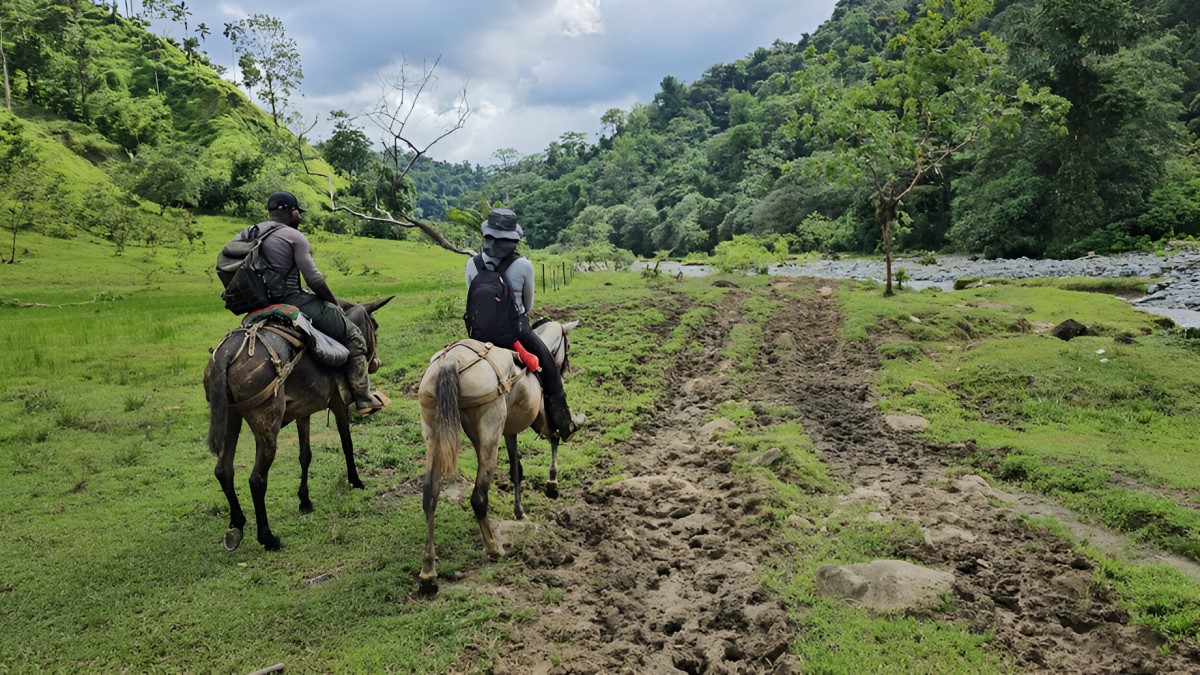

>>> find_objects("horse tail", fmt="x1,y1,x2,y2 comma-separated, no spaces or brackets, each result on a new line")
206,352,231,456
427,362,462,482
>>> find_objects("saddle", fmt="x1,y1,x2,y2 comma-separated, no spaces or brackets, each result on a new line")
429,340,537,409
244,304,350,367
212,308,354,412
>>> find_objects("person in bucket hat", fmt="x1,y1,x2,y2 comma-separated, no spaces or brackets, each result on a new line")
465,208,580,441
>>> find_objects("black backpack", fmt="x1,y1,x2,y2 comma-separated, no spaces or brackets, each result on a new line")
215,223,283,315
464,254,522,346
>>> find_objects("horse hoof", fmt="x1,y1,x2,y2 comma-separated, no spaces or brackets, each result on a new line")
299,501,314,514
418,574,439,597
545,482,559,499
514,508,525,521
222,528,243,551
351,480,365,490
261,535,282,551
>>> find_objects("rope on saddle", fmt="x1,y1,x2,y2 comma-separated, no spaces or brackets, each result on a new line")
430,340,526,409
213,322,307,412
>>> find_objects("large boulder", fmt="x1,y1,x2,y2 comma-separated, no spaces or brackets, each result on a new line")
815,560,954,611
1050,319,1088,341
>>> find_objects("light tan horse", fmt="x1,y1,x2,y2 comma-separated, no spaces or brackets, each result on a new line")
416,319,577,593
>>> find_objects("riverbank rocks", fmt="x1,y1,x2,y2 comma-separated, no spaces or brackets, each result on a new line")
815,560,955,611
632,250,1200,327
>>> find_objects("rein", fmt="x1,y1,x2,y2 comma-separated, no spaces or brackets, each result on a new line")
548,329,569,372
214,322,307,412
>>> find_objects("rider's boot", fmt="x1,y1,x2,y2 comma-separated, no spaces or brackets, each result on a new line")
545,391,580,442
348,354,386,415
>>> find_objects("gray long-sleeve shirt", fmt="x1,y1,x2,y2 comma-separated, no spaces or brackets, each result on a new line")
466,254,535,315
238,222,331,300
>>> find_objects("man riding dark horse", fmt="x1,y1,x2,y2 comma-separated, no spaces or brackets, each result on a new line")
228,190,386,415
464,208,580,441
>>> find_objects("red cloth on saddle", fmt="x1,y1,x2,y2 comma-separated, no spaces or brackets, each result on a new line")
513,340,540,372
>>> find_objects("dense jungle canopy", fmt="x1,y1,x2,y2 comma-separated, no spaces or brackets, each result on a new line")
1,0,1198,261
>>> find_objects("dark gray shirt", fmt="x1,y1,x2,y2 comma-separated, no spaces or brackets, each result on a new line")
236,221,329,300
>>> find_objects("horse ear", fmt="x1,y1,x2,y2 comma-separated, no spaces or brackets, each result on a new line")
362,296,396,314
562,320,579,333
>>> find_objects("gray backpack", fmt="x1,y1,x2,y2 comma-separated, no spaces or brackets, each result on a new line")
216,223,283,315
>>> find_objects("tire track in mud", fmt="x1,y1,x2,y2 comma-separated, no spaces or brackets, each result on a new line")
473,289,798,673
755,278,1200,673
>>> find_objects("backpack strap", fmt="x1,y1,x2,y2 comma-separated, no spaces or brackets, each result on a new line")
473,253,520,275
250,222,284,245
249,223,285,274
495,254,520,275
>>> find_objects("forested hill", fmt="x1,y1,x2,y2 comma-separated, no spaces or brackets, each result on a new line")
1,0,1198,262
476,0,1200,260
0,0,484,259
0,0,342,256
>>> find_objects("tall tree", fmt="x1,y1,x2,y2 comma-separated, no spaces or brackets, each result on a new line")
228,14,302,127
317,110,375,178
971,0,1188,254
0,0,26,110
802,0,1065,294
0,116,45,262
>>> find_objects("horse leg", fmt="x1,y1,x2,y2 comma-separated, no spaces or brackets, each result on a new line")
471,433,504,560
505,433,524,520
546,436,560,499
297,416,313,514
214,416,246,551
419,470,442,595
248,424,282,551
332,403,364,489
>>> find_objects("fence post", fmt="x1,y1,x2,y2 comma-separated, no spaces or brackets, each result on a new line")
541,263,545,294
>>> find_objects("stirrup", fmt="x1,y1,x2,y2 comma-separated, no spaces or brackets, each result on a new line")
553,412,585,442
355,391,390,415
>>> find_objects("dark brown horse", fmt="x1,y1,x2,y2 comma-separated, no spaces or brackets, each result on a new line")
204,297,393,551
416,319,577,592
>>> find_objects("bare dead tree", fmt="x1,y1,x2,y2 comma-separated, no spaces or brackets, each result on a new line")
290,56,474,256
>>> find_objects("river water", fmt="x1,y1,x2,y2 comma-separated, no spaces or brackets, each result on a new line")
629,250,1200,328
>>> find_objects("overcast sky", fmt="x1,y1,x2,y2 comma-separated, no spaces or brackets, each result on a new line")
166,1,840,166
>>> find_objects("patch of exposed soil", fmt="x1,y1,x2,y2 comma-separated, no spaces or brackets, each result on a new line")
452,277,1200,674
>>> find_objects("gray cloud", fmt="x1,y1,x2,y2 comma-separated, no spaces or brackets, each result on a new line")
172,1,837,164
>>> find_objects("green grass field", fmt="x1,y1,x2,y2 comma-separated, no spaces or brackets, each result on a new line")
5,222,1200,669
1,221,660,670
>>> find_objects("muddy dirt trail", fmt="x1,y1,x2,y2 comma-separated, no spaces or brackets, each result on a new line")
458,278,1200,673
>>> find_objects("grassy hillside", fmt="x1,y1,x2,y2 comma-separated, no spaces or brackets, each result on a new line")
1,2,342,255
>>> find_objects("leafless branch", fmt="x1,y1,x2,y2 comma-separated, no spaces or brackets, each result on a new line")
288,57,473,256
